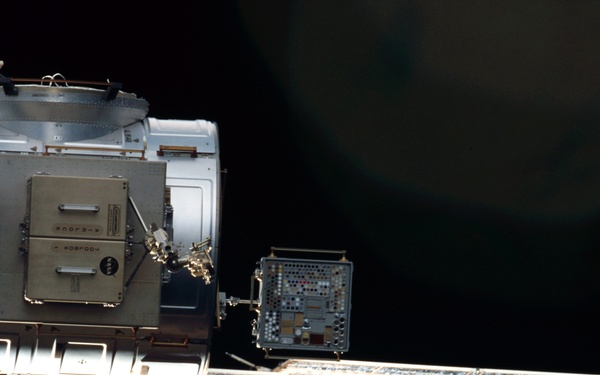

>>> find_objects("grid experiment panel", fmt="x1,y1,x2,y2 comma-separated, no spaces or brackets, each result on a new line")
257,257,353,352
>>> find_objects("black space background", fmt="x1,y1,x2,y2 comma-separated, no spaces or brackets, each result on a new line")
4,2,600,373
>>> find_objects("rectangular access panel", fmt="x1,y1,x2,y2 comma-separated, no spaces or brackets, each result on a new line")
256,257,353,352
28,175,129,240
24,175,129,306
25,238,125,305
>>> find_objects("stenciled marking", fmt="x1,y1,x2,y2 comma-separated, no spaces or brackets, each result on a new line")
53,223,102,235
51,243,101,253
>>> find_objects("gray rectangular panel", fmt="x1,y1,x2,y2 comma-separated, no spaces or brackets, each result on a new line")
28,175,129,240
25,238,125,305
0,153,166,327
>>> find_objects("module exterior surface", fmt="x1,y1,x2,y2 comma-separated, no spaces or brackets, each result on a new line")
0,81,221,375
